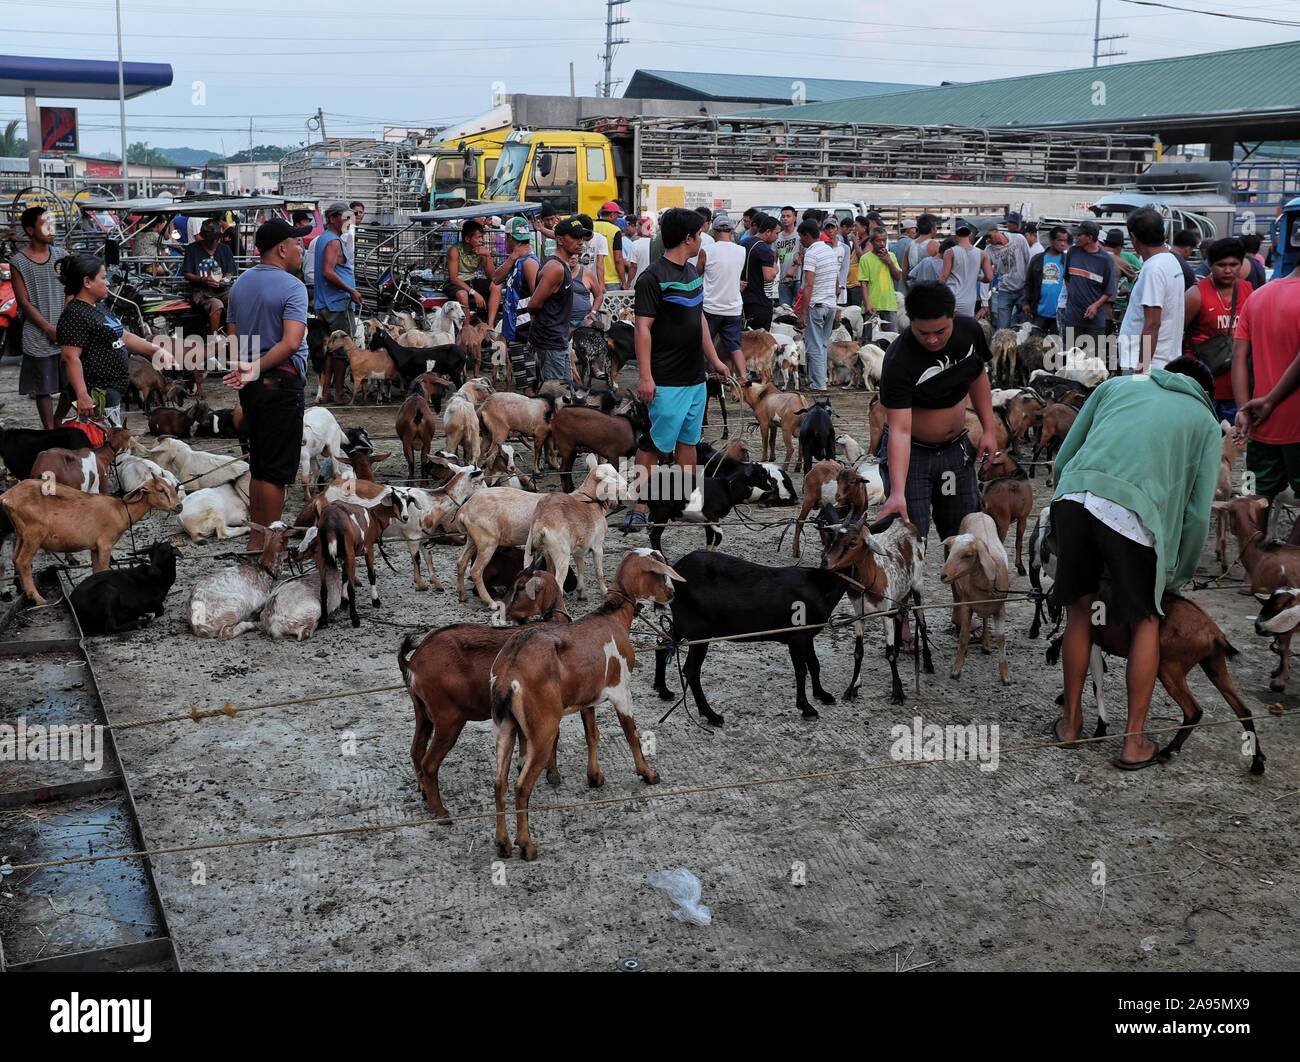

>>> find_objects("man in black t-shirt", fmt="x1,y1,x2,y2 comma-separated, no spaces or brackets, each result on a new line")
876,281,998,542
621,207,734,533
741,213,779,331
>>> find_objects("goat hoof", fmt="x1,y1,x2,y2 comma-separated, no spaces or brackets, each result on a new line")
545,767,562,787
800,706,820,719
843,686,859,701
587,771,605,789
350,617,361,628
890,691,906,706
950,669,961,681
432,812,453,826
1093,719,1108,738
655,686,676,702
641,769,660,785
518,840,539,861
1251,758,1266,776
495,840,512,859
1269,678,1286,692
814,689,835,705
700,710,724,727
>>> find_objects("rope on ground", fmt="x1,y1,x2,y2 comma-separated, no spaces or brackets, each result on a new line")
5,707,1292,875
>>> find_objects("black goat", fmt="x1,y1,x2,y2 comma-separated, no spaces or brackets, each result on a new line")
798,398,835,473
605,320,635,380
1,425,91,481
192,404,250,453
69,541,178,635
652,549,849,723
368,328,466,388
645,466,761,553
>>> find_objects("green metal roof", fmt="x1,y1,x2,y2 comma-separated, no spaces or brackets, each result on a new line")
732,40,1300,127
624,69,924,105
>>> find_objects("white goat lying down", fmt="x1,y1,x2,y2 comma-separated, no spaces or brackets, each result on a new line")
180,472,252,540
130,436,248,492
188,523,293,639
260,568,344,640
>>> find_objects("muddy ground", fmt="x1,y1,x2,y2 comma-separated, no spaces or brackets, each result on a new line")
1,354,1297,972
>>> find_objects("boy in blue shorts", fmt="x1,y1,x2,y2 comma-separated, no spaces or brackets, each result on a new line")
622,207,734,532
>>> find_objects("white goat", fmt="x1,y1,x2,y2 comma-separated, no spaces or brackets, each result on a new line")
180,472,252,540
188,524,291,638
130,436,248,492
113,453,186,499
260,568,343,640
299,407,349,496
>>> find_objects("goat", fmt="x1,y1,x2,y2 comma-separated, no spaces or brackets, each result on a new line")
188,523,293,638
1030,402,1078,484
1213,420,1243,570
2,425,92,482
1,476,181,604
129,436,248,492
304,490,408,628
1035,350,1108,389
603,320,635,380
739,330,777,383
940,512,1010,684
1215,495,1300,691
326,329,398,404
731,377,807,468
797,398,835,473
259,567,344,641
112,453,185,499
297,407,350,497
826,340,860,388
372,325,466,388
790,459,842,558
652,548,849,723
442,377,493,467
523,456,628,600
398,569,570,821
396,393,438,483
30,426,133,494
179,472,252,540
69,540,178,635
124,354,169,412
774,335,804,390
989,328,1019,389
479,391,558,470
571,325,607,386
820,514,932,705
547,401,649,492
402,471,485,589
491,550,681,859
979,450,1035,575
410,371,454,415
644,463,766,554
147,402,204,439
856,343,886,391
191,404,248,452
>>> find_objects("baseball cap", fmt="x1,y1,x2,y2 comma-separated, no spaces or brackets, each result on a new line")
255,217,313,254
954,218,974,234
1104,227,1126,247
323,201,351,219
507,217,532,241
1005,210,1023,225
900,217,917,229
712,211,735,230
599,200,624,216
555,217,591,240
822,216,839,229
1075,219,1101,238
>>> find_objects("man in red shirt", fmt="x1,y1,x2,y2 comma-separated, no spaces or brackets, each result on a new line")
1232,270,1300,505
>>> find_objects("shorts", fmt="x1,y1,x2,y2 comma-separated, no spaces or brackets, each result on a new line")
1048,498,1158,624
190,289,227,320
705,311,742,355
19,353,66,397
1247,439,1300,500
743,302,773,332
240,375,305,486
877,429,981,542
445,277,491,306
319,307,355,356
647,382,706,454
534,346,573,384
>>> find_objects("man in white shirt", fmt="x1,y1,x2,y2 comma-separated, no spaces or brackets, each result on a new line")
823,217,850,305
798,218,840,390
696,212,748,376
688,205,715,269
625,222,652,286
1025,221,1045,257
1118,207,1186,372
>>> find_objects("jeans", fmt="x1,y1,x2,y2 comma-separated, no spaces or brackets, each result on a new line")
535,346,573,385
991,288,1023,330
1032,314,1059,336
778,279,798,308
804,304,836,390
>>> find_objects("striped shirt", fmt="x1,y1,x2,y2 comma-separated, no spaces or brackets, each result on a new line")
11,245,67,357
633,255,706,387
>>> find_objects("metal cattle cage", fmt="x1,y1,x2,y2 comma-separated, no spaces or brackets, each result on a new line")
279,138,426,227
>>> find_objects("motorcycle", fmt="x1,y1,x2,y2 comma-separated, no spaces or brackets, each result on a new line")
0,261,19,357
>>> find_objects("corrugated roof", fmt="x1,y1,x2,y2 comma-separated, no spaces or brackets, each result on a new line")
625,69,923,104
732,40,1300,127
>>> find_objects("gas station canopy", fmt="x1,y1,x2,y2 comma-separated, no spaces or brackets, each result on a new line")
0,54,173,99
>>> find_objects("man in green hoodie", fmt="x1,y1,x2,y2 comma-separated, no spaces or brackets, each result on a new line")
1050,357,1221,769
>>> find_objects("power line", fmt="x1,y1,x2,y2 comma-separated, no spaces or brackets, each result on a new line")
601,0,631,98
1118,0,1300,26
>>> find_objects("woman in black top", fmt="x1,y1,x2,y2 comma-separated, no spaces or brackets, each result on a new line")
57,254,167,424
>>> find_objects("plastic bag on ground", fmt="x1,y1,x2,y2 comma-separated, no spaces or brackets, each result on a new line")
648,868,712,925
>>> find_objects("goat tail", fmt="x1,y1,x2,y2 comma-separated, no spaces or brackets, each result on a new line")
1217,636,1240,661
397,631,421,682
492,678,522,725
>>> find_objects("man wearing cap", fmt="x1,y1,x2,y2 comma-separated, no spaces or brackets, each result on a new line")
223,217,313,551
894,219,917,278
939,221,993,318
527,216,584,384
985,220,1032,330
1103,226,1142,329
1061,220,1117,347
696,212,747,377
182,218,237,336
314,202,362,404
490,217,541,345
593,202,628,291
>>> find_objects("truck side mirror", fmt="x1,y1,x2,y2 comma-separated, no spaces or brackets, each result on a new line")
537,154,553,178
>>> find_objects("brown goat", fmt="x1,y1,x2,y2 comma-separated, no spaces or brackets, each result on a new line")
307,490,406,627
126,353,169,412
479,391,558,469
398,569,570,821
30,426,133,494
490,550,682,860
1,476,183,604
1030,402,1078,484
791,459,842,558
979,450,1035,575
1215,494,1300,691
148,403,203,438
396,394,438,482
327,330,399,404
732,378,807,468
546,403,643,491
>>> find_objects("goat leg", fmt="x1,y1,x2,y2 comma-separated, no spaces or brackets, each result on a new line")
1154,663,1204,763
951,604,971,681
803,636,835,706
580,707,604,787
885,619,906,705
1199,650,1265,774
420,718,466,822
1270,630,1293,692
685,644,723,725
789,641,818,718
493,716,517,857
365,543,380,607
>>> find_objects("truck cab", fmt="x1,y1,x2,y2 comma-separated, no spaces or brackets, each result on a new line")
482,129,620,218
1275,195,1300,278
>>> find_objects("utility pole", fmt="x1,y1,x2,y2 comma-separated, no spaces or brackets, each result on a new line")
1092,0,1128,67
248,116,253,155
316,107,327,145
600,0,630,98
114,0,129,200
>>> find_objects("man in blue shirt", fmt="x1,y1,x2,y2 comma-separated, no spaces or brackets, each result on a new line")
1022,225,1070,334
1061,220,1116,344
224,217,313,550
313,202,362,404
182,219,237,335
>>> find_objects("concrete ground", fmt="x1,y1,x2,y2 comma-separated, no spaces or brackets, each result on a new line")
2,354,1297,972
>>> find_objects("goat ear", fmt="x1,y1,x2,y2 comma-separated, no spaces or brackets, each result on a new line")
335,454,353,466
643,557,686,583
525,576,541,600
585,452,598,471
370,451,391,463
299,526,319,553
976,541,1001,585
1210,500,1229,511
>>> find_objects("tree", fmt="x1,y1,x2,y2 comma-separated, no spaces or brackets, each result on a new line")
127,142,177,166
221,144,294,164
0,120,28,158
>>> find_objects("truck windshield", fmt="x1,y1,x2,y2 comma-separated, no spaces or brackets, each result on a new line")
485,143,529,199
432,156,465,195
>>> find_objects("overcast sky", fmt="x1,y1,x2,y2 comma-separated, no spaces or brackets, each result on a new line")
3,0,1298,156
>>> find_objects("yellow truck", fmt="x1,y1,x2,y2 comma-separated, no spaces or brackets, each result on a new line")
482,128,621,218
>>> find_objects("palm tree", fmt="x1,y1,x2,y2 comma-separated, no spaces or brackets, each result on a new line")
0,120,28,158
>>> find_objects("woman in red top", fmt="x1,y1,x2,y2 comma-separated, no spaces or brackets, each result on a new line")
1185,236,1251,416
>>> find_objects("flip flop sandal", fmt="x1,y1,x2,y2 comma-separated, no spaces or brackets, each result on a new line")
1050,718,1082,749
1112,752,1162,771
619,509,648,535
